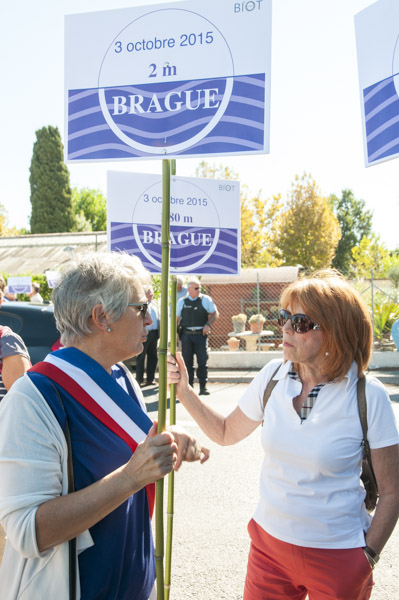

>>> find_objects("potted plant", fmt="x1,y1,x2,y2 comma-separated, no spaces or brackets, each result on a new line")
231,313,247,334
227,336,240,351
249,313,266,333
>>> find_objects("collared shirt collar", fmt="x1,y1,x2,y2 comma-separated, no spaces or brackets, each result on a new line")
272,359,291,380
185,293,202,301
343,361,360,392
273,359,359,390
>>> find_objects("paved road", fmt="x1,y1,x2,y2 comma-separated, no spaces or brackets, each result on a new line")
145,376,399,600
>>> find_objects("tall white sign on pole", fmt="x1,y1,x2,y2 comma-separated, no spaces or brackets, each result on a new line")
65,0,272,162
355,0,399,166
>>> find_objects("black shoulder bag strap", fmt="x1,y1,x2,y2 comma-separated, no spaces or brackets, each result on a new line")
357,375,379,511
262,363,283,416
50,383,77,600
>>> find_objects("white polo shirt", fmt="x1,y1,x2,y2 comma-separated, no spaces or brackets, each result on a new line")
239,359,399,549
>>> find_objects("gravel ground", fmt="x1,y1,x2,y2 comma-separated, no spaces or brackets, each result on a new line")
146,379,399,600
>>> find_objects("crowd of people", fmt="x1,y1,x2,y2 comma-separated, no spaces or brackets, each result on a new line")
0,257,398,600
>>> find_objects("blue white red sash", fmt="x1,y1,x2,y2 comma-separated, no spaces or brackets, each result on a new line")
29,347,155,517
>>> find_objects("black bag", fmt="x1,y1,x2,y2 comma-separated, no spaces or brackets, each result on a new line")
357,376,379,512
262,366,379,512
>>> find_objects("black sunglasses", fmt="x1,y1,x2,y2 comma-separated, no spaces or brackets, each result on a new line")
278,308,321,333
127,302,148,319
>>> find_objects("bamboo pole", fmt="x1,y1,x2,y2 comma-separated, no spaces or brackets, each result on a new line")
155,159,172,600
164,275,177,600
164,158,176,600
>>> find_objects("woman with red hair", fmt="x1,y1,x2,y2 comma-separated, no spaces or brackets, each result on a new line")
168,270,399,600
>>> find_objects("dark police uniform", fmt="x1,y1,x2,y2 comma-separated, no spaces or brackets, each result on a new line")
179,296,212,393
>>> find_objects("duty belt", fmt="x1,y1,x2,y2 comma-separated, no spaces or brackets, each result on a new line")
183,327,203,335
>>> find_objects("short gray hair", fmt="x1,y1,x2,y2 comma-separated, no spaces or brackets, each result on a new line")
53,252,150,345
187,278,201,288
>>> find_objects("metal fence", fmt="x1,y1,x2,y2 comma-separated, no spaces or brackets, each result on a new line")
355,273,399,349
166,268,399,353
195,268,299,352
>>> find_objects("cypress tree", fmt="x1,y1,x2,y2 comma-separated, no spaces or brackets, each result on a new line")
29,126,75,233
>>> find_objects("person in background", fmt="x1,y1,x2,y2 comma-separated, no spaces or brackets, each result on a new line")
3,286,17,302
28,281,43,303
136,285,160,387
168,270,399,600
176,278,218,396
176,277,187,303
0,252,209,600
0,276,31,400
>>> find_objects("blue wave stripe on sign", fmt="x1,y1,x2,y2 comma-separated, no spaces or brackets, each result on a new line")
69,113,264,145
182,136,263,152
363,75,399,163
67,74,266,159
69,144,150,159
363,78,393,106
367,114,399,143
109,222,238,274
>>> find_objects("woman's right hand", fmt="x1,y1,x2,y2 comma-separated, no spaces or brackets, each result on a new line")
167,352,190,390
124,422,178,490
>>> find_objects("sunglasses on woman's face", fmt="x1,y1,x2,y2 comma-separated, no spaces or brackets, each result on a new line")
278,308,321,334
127,302,148,319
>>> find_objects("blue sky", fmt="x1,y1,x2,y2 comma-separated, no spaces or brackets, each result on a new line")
1,0,398,249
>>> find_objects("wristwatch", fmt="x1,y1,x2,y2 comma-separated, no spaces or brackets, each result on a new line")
362,545,380,569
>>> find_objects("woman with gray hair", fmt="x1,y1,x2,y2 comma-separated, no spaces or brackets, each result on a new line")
0,252,208,600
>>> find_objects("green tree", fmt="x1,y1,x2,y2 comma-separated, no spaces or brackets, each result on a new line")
275,174,341,269
350,234,390,278
29,126,75,233
195,161,282,268
240,187,282,268
387,265,399,302
329,189,373,274
72,187,107,232
0,203,23,236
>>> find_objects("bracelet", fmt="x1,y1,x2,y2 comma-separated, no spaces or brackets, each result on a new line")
362,545,380,569
362,549,375,569
364,545,380,563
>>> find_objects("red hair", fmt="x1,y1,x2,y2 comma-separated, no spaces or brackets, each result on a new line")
280,270,372,380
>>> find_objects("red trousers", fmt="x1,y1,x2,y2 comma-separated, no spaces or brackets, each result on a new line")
244,519,374,600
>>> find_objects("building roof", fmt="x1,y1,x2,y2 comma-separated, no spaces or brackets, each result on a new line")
201,266,299,284
0,232,107,274
0,233,299,285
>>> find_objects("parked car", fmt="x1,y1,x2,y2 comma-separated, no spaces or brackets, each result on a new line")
0,301,137,372
0,302,61,364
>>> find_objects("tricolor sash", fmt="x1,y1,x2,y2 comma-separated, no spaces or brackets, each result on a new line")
29,347,155,517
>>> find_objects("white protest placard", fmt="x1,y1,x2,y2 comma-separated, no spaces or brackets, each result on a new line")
107,171,240,274
45,271,61,289
65,0,271,162
7,276,32,294
355,0,399,166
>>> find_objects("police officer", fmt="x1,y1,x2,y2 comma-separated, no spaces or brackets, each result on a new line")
176,278,218,395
